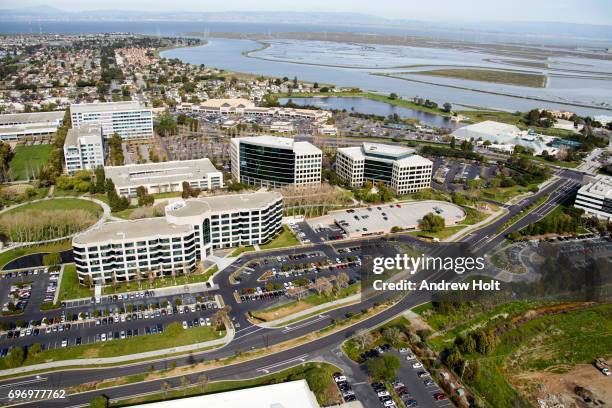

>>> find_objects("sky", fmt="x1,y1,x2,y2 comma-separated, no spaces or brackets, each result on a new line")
1,0,612,25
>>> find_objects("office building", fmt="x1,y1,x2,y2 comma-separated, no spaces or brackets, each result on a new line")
230,136,322,188
72,192,283,283
129,380,320,408
575,175,612,220
70,101,153,139
0,111,64,142
336,143,432,195
63,125,105,174
105,158,223,198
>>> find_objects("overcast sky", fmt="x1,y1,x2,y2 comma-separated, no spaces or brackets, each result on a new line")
2,0,612,25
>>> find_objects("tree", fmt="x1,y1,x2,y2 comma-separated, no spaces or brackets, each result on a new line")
136,185,154,206
43,252,61,267
198,374,209,392
160,381,171,399
88,395,109,408
5,347,25,368
442,102,452,113
354,330,373,350
450,136,456,149
419,212,445,232
389,92,398,100
382,327,402,345
366,355,400,381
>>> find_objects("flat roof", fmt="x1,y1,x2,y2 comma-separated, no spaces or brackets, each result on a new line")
339,143,431,166
310,200,464,236
64,125,101,147
200,98,255,109
70,101,148,114
237,135,321,155
578,175,612,199
0,111,64,126
452,120,521,139
130,380,320,408
105,159,220,189
168,191,282,217
73,218,192,245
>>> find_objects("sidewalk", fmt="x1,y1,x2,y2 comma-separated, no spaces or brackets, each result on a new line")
0,327,234,377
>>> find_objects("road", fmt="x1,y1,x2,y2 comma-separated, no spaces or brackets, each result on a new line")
0,171,585,407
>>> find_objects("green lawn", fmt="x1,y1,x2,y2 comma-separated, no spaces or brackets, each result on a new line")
260,225,299,250
57,264,93,301
0,240,72,270
0,323,224,370
58,263,219,300
112,362,342,407
230,246,255,256
479,185,536,204
9,144,53,180
1,198,103,217
407,225,466,240
412,68,547,88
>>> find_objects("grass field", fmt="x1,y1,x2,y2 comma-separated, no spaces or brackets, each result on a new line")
58,264,219,301
8,144,53,180
479,184,536,204
407,225,466,240
112,362,342,407
0,322,224,370
260,225,299,250
251,283,360,322
0,240,72,270
1,198,103,217
413,68,547,88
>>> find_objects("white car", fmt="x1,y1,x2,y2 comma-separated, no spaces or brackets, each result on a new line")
412,362,423,368
101,333,107,342
182,321,188,329
399,348,410,353
377,391,390,398
383,401,397,408
405,354,416,360
334,375,347,383
61,339,67,348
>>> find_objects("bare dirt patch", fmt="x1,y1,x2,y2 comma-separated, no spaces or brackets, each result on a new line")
512,364,611,407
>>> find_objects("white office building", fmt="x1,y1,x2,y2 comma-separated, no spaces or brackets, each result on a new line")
72,192,283,284
336,143,432,195
0,111,64,142
230,136,322,188
70,101,153,140
575,175,612,220
105,158,223,198
63,125,105,174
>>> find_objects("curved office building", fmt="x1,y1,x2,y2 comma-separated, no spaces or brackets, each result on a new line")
72,192,283,285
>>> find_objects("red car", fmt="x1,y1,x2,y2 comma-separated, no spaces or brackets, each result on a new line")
433,393,447,401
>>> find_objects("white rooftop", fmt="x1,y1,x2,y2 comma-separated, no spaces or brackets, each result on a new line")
130,380,320,408
339,143,431,166
105,159,220,189
167,191,282,217
452,120,550,154
200,98,255,109
578,175,612,199
0,111,64,126
70,101,148,114
64,125,102,147
237,135,321,155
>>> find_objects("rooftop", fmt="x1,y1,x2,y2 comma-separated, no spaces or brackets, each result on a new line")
236,135,321,155
105,159,220,189
0,111,64,126
200,98,255,109
167,191,282,217
578,175,612,199
73,218,192,245
452,120,521,138
339,143,431,166
64,125,102,147
129,380,320,408
70,101,149,114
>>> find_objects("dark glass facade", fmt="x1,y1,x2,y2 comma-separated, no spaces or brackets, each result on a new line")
239,143,295,186
364,159,393,183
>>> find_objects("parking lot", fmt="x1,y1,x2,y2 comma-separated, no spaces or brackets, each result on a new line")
307,201,465,238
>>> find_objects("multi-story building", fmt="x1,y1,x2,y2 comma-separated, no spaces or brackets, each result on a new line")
0,111,64,142
70,101,153,140
63,125,105,174
72,192,283,284
336,143,432,195
575,175,612,220
230,136,322,188
105,158,223,198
